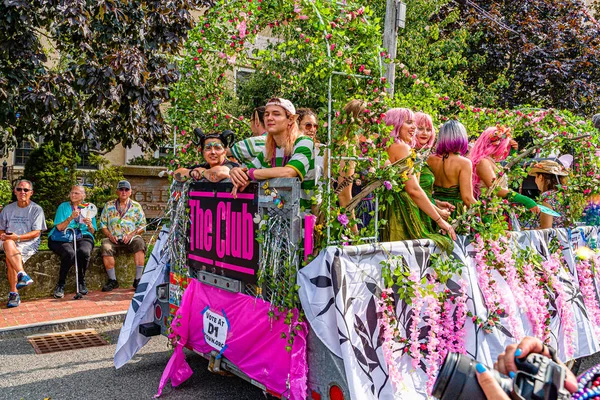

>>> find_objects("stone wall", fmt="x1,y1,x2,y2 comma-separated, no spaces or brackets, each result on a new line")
122,165,169,219
0,249,137,301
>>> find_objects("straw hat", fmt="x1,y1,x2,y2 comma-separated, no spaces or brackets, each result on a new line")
528,160,569,176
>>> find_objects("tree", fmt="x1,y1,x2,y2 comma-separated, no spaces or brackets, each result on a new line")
22,142,80,219
0,0,213,154
440,0,600,115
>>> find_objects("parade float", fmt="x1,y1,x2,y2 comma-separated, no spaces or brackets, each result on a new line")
112,1,600,399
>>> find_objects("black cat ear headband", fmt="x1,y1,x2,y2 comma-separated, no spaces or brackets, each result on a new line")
192,128,236,149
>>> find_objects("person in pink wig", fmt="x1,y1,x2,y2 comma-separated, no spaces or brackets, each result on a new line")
381,108,456,250
414,112,436,150
469,125,539,213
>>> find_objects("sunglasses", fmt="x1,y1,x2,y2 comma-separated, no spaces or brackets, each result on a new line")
118,188,130,192
16,188,31,192
203,143,225,151
303,123,318,130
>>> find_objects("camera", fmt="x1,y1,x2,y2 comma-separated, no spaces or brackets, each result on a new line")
432,352,571,400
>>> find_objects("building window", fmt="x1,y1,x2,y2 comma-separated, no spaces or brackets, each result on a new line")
14,140,34,166
234,67,255,94
77,151,98,169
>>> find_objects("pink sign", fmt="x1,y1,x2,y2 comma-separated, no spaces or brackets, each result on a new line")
156,279,308,399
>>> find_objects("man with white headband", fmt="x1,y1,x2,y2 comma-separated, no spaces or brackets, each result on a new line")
229,97,315,210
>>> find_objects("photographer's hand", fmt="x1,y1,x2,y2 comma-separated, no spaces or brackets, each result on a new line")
494,337,578,393
475,364,510,400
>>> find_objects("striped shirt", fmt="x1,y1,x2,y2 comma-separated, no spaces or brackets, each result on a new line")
250,136,315,210
230,133,267,165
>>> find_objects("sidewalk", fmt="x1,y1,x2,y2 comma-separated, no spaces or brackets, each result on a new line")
0,288,132,331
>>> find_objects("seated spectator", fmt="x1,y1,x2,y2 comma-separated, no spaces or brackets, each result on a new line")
0,180,46,308
229,98,315,210
174,129,239,182
228,106,267,165
98,180,146,292
48,185,97,298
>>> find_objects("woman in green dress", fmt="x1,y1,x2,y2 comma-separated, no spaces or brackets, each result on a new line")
427,120,476,219
381,108,456,251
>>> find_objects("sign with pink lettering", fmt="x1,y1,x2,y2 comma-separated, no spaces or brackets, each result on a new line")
188,182,259,284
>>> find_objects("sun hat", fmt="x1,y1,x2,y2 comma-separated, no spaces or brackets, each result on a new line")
528,160,569,176
265,98,296,115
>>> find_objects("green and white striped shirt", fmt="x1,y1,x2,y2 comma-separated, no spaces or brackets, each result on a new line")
230,134,267,165
250,136,315,210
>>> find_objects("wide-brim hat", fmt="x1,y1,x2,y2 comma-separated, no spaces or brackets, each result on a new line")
528,160,569,176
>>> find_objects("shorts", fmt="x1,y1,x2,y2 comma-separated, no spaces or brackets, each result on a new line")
0,239,40,264
101,236,146,257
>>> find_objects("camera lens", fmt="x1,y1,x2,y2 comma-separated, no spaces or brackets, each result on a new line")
432,353,513,400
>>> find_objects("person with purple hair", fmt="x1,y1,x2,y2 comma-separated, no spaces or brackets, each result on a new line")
427,120,477,219
381,108,456,251
469,125,540,214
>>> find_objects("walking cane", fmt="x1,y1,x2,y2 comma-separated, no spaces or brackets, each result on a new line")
66,227,83,300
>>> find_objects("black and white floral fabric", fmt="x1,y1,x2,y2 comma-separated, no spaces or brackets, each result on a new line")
298,227,600,400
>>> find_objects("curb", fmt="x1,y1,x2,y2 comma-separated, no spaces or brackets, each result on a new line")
0,311,127,339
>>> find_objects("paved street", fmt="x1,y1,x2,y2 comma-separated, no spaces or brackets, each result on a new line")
0,323,266,400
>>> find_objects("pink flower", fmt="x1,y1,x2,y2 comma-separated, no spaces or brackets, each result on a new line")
383,181,392,190
337,213,349,226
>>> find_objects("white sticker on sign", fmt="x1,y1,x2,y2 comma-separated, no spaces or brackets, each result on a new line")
203,309,228,351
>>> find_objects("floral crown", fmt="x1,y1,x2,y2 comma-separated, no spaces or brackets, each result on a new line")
489,125,511,144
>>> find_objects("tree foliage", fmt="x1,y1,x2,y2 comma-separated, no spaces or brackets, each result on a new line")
0,0,213,154
438,0,600,114
23,142,80,219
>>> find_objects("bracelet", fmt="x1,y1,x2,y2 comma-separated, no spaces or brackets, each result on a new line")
200,169,206,179
17,235,21,243
247,168,256,181
434,216,441,223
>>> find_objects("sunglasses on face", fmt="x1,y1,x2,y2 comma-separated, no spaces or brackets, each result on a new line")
303,123,318,130
203,143,225,152
118,188,130,192
16,188,31,192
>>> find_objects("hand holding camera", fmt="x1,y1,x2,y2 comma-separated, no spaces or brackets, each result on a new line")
432,337,577,400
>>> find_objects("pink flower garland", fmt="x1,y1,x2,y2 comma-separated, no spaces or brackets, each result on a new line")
576,257,600,336
377,289,403,391
520,256,550,340
473,234,523,339
542,254,575,358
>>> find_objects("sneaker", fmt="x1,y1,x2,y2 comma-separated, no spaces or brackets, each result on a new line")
53,284,65,299
7,292,20,308
133,279,141,290
102,279,119,292
78,282,88,295
16,273,33,289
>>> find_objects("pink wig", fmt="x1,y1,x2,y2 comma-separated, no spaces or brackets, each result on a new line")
468,126,512,197
384,108,415,147
414,112,436,150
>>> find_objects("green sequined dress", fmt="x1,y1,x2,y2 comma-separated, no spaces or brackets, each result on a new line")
380,158,453,253
433,185,465,220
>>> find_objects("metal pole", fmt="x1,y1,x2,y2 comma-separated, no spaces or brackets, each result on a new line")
383,0,399,96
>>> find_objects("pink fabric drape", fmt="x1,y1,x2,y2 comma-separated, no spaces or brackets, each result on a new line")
156,279,308,399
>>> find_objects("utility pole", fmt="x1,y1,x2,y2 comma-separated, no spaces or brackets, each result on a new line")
382,0,406,97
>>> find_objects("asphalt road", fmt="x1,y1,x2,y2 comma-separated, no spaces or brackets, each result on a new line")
0,323,266,400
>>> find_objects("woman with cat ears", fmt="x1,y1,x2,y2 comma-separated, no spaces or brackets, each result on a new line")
173,128,239,183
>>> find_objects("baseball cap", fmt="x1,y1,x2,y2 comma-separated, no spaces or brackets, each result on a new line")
117,180,131,190
265,98,296,115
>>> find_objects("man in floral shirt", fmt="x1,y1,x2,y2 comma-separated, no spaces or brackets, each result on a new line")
99,180,146,291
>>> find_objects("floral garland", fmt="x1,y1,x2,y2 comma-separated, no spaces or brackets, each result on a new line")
378,254,468,396
541,252,576,358
575,256,600,337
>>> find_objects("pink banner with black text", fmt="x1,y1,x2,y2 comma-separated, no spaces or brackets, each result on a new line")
156,279,308,399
